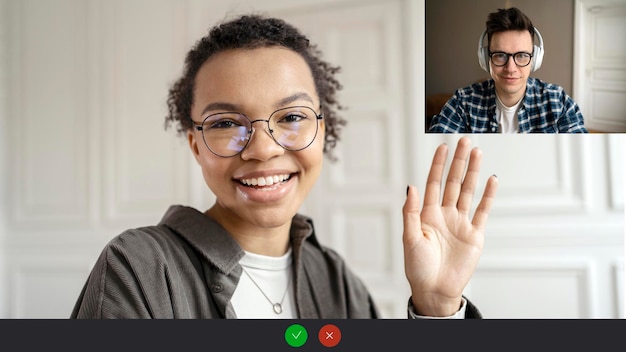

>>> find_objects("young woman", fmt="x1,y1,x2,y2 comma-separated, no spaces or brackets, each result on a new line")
71,14,498,319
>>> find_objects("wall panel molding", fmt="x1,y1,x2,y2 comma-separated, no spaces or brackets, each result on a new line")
613,259,624,318
330,109,392,190
10,256,93,318
471,259,594,318
607,134,624,210
99,0,191,227
10,0,91,229
330,205,394,278
280,2,405,195
438,135,590,217
485,221,623,246
0,0,7,318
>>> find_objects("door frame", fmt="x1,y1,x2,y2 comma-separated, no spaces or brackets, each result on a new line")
573,0,626,132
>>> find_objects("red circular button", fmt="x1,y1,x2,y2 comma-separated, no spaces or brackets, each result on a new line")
318,324,341,348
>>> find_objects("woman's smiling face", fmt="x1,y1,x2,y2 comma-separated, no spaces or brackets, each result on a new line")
188,46,325,229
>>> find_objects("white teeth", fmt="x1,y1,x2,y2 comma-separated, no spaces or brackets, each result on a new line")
240,174,290,187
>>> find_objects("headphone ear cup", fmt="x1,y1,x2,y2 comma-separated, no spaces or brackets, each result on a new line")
531,28,544,72
477,30,490,73
478,46,489,72
484,47,491,73
531,44,544,72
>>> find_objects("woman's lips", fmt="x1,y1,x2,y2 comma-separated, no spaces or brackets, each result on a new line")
235,173,296,202
238,174,291,187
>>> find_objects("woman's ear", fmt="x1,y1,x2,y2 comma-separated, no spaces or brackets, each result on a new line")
188,130,202,163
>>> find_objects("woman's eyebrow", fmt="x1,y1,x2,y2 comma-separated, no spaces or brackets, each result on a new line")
200,102,240,116
200,92,316,116
274,92,315,108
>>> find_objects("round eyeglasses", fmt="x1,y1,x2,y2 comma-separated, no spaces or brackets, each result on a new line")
489,51,533,67
193,106,323,158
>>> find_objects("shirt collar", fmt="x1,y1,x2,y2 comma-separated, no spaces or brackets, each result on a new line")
158,205,320,274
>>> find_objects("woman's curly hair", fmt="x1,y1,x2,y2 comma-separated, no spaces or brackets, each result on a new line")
165,14,346,160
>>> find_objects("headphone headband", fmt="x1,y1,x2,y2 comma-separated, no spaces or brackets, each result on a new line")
477,27,544,73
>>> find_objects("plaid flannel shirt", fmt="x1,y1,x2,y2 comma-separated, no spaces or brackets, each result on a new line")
428,77,588,133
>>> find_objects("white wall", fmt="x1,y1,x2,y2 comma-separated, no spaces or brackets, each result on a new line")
0,0,8,319
0,0,623,319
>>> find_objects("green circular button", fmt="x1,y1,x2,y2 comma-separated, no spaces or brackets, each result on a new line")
285,323,308,347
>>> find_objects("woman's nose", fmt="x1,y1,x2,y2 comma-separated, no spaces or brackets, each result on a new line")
239,121,285,161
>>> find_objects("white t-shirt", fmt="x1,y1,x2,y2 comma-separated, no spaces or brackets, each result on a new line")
495,94,522,133
231,248,296,318
231,248,468,319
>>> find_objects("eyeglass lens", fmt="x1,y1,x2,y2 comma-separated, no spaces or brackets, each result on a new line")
490,52,531,67
200,106,320,157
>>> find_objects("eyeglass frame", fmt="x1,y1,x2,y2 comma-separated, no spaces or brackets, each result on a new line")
488,51,533,67
192,105,324,158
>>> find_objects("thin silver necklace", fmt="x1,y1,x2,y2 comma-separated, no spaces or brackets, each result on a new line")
241,266,291,314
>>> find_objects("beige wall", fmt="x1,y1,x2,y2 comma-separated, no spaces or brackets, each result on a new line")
426,0,575,96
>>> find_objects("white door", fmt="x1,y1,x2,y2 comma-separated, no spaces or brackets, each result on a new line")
574,0,626,132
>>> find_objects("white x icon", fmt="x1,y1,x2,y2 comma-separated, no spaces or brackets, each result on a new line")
326,332,334,340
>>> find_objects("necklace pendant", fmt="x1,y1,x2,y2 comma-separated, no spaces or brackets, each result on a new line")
273,303,283,314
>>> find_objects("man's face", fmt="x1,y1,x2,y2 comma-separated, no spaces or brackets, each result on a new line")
489,30,534,103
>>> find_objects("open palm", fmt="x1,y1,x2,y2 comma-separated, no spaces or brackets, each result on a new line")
403,137,498,316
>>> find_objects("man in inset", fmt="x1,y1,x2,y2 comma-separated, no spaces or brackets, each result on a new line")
429,7,587,133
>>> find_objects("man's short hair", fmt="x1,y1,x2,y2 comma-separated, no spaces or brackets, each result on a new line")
486,7,535,48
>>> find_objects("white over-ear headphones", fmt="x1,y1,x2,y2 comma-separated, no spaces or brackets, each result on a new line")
477,27,544,73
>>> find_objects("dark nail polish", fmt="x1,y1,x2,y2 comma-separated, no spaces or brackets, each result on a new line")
406,185,409,196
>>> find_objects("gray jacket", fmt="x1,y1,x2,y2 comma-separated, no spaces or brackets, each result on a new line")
71,205,481,318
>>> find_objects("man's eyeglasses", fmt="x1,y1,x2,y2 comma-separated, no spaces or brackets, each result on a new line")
193,106,323,158
489,51,533,67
